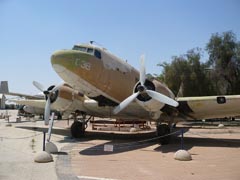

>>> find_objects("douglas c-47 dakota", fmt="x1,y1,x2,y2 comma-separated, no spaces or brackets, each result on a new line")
18,42,240,144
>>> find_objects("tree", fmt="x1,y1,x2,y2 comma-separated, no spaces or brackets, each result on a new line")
206,31,240,94
156,31,240,96
157,48,213,96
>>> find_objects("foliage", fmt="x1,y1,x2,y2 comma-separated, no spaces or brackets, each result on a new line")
157,31,240,96
157,49,214,96
206,31,240,94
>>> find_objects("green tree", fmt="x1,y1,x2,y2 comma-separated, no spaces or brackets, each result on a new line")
157,48,214,96
206,31,240,94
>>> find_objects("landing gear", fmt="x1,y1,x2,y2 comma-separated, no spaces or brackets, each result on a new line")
71,121,85,138
70,111,91,138
156,124,171,145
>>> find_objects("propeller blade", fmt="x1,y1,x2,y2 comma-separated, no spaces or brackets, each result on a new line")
113,92,140,114
33,81,45,92
146,90,179,107
140,54,146,86
44,96,51,125
47,112,55,142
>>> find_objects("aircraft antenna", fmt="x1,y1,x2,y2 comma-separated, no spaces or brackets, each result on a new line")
89,41,107,50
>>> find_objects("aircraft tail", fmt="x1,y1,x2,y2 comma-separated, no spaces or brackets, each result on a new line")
0,81,9,94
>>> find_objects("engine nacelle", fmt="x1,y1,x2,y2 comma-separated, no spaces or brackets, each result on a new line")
134,79,176,114
50,84,74,112
23,105,44,115
49,83,87,114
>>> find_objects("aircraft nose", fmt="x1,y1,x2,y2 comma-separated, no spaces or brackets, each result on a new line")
51,50,70,73
51,50,68,65
51,49,93,74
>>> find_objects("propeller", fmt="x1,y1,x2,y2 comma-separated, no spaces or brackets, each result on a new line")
47,112,55,142
33,81,62,125
113,55,179,114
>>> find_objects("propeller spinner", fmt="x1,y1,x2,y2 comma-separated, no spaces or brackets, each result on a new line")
33,81,62,125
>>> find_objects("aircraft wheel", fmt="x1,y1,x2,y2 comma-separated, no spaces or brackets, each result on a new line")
71,121,85,138
157,124,171,145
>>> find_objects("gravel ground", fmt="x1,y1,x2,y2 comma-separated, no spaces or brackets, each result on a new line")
1,110,240,180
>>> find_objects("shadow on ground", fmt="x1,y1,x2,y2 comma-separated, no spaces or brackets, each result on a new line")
15,125,240,156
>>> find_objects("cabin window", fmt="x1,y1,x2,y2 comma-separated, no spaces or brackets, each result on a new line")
94,50,101,59
217,96,226,104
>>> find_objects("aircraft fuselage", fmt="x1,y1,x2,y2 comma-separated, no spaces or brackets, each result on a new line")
51,43,174,108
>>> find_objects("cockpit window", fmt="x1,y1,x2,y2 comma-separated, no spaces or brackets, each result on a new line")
94,50,101,59
72,46,87,52
73,45,101,59
87,48,94,54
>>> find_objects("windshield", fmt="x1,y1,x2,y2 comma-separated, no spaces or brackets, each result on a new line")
72,46,87,52
72,45,101,59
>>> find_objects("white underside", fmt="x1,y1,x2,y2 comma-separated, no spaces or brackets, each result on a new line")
52,64,120,103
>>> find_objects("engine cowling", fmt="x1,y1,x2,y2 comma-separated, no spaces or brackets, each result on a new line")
48,84,74,112
134,79,176,113
113,55,179,116
33,81,77,125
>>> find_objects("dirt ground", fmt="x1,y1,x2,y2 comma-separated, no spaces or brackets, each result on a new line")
56,118,240,180
1,110,240,180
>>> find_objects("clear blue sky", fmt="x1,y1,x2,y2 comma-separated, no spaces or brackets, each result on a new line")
1,0,240,94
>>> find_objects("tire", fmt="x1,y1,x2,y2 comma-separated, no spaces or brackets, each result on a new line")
157,124,171,145
71,121,85,138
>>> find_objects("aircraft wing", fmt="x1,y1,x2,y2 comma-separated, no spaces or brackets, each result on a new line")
0,81,44,99
176,95,240,120
11,99,46,109
6,92,44,99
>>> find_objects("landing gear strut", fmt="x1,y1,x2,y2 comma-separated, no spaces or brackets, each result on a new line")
70,112,91,138
156,124,171,145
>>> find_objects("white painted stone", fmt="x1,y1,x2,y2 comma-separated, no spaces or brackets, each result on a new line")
45,142,58,154
130,127,138,132
218,124,224,128
34,151,53,163
174,150,192,161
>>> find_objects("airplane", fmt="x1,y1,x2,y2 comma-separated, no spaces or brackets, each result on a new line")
11,82,87,122
15,42,240,145
0,81,45,115
1,81,72,119
0,81,44,99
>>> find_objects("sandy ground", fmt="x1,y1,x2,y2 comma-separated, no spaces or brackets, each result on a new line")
69,131,240,180
1,110,240,180
0,110,68,180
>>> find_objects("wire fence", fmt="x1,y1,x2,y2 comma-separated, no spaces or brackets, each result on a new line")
1,125,239,153
0,132,42,140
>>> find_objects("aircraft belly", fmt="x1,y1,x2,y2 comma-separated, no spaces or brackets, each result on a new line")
84,104,150,120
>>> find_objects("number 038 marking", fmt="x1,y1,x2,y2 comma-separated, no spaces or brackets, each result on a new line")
75,59,91,71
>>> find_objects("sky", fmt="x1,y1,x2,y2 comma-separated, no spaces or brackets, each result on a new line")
0,0,240,95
